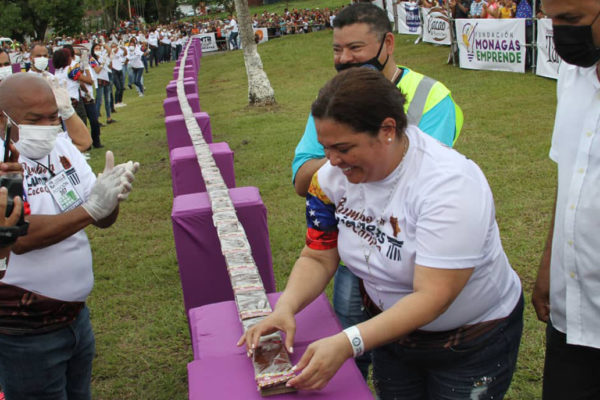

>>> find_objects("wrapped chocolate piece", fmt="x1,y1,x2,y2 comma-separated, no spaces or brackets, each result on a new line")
235,290,272,320
241,316,266,332
224,250,256,268
229,266,264,293
216,219,244,236
253,333,296,394
220,233,250,253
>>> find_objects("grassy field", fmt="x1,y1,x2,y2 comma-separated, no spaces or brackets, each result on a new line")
85,26,556,399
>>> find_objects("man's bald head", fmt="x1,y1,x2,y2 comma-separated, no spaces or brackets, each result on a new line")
0,74,58,143
0,73,55,117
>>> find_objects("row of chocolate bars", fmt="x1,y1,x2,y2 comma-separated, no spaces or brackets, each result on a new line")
176,42,295,396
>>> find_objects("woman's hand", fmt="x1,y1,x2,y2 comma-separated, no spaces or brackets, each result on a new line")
237,306,297,356
285,333,352,391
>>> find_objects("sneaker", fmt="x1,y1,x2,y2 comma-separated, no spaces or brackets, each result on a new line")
83,152,91,160
139,93,144,97
114,103,127,108
128,84,133,89
99,122,106,127
93,143,104,149
107,119,117,124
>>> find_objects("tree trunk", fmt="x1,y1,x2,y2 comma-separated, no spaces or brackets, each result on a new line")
232,0,276,106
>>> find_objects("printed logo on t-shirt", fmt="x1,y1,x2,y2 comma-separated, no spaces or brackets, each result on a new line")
60,156,81,186
336,196,404,261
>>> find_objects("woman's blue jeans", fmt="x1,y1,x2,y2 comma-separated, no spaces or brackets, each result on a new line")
372,295,524,400
0,306,95,400
95,84,111,119
132,68,144,94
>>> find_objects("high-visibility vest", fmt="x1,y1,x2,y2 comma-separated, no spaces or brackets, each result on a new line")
397,66,464,146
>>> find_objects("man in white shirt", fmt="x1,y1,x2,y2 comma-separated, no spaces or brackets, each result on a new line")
148,29,160,67
533,1,600,399
228,16,239,50
0,73,138,399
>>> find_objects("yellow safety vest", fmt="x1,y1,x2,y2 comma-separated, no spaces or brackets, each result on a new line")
397,66,464,146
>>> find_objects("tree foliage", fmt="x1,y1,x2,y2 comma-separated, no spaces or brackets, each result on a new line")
0,0,85,41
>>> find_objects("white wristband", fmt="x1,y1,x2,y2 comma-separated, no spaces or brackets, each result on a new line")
343,326,365,358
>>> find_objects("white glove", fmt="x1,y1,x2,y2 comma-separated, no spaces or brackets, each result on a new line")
81,52,89,70
82,151,126,221
44,75,75,120
113,160,140,201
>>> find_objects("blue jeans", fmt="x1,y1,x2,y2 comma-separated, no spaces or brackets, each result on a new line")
132,68,144,94
332,264,371,380
372,294,524,400
229,32,239,49
95,84,111,120
0,306,95,400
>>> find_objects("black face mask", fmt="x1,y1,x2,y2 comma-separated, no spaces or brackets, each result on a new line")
553,10,600,68
334,34,390,72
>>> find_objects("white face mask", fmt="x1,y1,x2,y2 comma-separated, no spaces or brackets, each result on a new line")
0,66,12,81
5,113,61,159
33,56,48,71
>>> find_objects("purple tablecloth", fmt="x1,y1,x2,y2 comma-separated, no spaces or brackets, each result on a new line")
164,112,212,150
171,187,276,315
173,64,196,80
163,93,201,117
187,292,373,399
189,292,343,359
169,143,235,197
166,78,198,98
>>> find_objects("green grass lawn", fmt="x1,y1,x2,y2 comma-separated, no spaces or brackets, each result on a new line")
86,29,555,399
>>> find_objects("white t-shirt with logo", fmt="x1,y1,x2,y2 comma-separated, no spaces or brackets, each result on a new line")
2,137,96,302
310,126,522,331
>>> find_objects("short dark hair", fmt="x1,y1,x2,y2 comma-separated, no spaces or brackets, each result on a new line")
52,48,71,69
311,68,407,138
332,3,392,41
63,44,75,58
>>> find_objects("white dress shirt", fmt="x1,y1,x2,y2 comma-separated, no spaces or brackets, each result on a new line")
549,63,600,349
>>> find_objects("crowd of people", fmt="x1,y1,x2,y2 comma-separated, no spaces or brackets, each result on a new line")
0,22,192,153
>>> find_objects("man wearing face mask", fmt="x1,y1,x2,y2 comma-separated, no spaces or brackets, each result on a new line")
27,43,93,153
532,1,600,399
0,73,139,399
0,49,12,82
290,3,463,380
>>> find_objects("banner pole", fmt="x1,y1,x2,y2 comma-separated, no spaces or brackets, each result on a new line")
445,2,457,67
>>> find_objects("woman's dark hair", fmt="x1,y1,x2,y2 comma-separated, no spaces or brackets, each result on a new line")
311,68,407,138
90,41,100,60
62,44,75,58
52,48,71,69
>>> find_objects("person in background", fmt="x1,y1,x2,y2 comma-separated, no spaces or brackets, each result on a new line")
91,42,116,126
128,38,145,97
27,44,93,152
470,0,487,17
74,47,103,149
228,15,239,50
110,42,127,108
532,0,600,399
0,50,12,83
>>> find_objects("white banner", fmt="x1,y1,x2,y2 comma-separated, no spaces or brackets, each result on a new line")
197,33,218,52
254,28,268,44
455,18,526,73
374,0,395,23
396,2,422,35
536,18,561,80
421,7,451,46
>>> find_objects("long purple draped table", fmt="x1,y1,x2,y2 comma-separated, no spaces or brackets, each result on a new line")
165,112,212,151
166,78,198,98
163,94,201,117
169,143,235,197
171,187,276,316
175,57,198,73
187,292,373,399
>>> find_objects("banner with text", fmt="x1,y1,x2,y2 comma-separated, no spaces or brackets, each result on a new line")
455,18,526,73
396,2,422,35
421,7,451,45
536,18,561,80
197,33,218,52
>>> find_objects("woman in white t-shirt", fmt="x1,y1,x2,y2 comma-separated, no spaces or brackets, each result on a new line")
240,68,523,399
